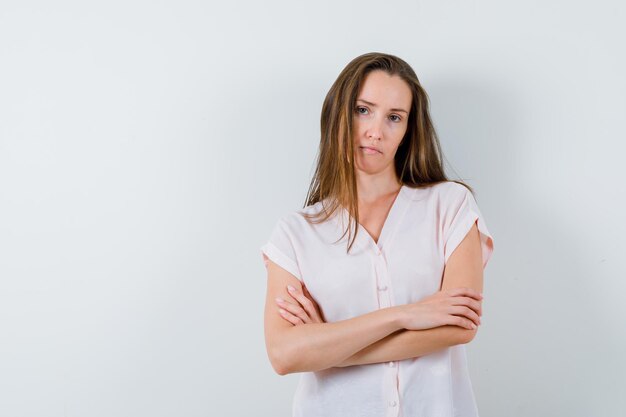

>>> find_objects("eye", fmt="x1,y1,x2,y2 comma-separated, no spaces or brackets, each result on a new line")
356,106,368,115
389,114,402,122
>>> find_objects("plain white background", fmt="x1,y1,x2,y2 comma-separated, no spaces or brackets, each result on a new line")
1,1,624,416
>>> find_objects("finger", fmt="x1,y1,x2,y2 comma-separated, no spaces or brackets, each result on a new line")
449,296,482,317
278,308,305,325
301,284,313,299
446,314,477,330
276,297,311,324
287,285,321,322
301,285,324,322
445,287,483,301
449,306,481,326
447,287,483,300
444,287,481,300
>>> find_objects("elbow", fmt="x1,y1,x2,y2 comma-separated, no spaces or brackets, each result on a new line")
272,363,290,376
457,327,478,345
273,361,292,376
267,327,318,374
268,344,296,376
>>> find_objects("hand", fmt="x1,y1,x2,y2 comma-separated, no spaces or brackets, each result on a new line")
275,283,325,325
397,287,483,331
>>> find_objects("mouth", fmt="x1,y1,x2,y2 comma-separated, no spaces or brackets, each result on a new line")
359,146,382,154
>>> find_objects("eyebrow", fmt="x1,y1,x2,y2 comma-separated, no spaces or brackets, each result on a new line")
357,99,409,114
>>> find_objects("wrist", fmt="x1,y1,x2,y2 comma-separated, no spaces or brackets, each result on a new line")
386,305,407,330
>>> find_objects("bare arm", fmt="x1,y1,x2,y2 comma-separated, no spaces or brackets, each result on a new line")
335,222,485,367
263,255,405,375
335,326,470,367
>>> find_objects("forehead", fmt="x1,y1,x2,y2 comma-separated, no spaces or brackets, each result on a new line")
357,70,412,109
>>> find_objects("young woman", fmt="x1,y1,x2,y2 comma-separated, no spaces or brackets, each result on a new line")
260,52,495,417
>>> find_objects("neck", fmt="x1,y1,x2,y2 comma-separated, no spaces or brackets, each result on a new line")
355,177,403,203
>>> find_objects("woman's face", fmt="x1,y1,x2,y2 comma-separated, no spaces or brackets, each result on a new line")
352,70,412,178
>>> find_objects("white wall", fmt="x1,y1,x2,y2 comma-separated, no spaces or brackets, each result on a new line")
1,1,624,416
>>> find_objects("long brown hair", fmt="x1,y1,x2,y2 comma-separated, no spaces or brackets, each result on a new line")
302,52,473,253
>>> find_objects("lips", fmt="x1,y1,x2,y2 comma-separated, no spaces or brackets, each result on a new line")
360,146,382,154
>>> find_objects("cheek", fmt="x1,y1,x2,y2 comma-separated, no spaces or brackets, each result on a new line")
385,127,405,146
394,123,408,141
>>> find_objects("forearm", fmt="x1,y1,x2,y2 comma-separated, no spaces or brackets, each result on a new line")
335,325,476,367
276,306,403,374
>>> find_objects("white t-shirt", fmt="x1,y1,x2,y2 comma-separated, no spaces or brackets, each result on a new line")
260,181,495,417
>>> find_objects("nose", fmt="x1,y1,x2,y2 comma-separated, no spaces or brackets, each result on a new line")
366,117,383,141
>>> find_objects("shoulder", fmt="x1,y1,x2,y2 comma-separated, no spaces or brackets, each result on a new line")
435,181,472,202
273,201,329,232
403,181,470,203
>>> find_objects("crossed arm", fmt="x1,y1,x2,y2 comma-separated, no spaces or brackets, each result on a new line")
263,223,485,374
336,325,477,367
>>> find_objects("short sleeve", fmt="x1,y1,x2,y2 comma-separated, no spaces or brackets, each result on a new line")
442,185,495,269
259,216,303,281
